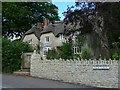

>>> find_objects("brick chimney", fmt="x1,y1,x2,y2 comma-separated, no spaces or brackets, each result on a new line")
44,18,49,28
37,22,43,29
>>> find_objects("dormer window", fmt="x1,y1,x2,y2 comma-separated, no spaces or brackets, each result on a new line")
45,36,50,43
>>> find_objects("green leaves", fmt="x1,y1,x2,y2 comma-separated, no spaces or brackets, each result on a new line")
112,53,120,60
60,42,73,60
81,44,93,59
2,37,33,73
47,42,73,60
2,2,59,38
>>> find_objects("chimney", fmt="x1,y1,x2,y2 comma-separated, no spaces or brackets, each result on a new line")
37,22,43,29
44,18,49,28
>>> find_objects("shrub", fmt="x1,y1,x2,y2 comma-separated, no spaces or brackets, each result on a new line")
60,42,73,60
2,38,33,73
47,49,60,59
81,44,93,59
47,42,73,60
112,53,120,60
73,54,81,59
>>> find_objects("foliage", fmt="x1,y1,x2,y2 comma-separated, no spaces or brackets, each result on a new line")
63,2,120,38
63,2,95,35
2,2,60,39
96,3,120,51
96,3,120,31
112,53,120,60
76,34,85,46
2,38,33,73
108,29,120,48
73,54,81,59
81,44,93,59
63,2,120,58
60,42,73,60
75,34,85,52
110,42,120,58
47,42,73,60
47,48,60,59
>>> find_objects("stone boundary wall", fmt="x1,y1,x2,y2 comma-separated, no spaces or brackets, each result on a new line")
30,53,119,88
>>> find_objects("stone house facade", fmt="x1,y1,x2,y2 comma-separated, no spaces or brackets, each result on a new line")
22,19,66,58
22,18,94,58
22,23,42,49
40,21,65,57
22,19,85,58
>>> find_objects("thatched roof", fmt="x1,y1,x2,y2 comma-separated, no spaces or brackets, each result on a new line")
22,21,65,40
22,26,41,40
41,21,64,36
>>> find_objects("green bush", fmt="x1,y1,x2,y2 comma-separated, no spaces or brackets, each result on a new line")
47,49,60,59
60,42,73,60
2,37,33,73
81,44,93,59
112,53,120,60
47,42,73,60
73,54,81,59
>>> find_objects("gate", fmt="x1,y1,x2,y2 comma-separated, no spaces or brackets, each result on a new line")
21,53,33,71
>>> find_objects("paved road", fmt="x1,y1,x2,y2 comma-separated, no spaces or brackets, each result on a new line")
2,74,118,90
2,74,95,89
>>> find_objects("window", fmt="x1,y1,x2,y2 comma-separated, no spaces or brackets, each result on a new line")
27,39,32,44
43,47,51,55
59,34,63,40
45,36,50,43
44,51,47,55
73,46,80,54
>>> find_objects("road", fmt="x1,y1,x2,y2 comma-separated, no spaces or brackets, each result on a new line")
2,74,96,89
2,74,118,90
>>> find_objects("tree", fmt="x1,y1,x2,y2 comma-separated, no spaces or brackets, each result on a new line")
95,2,120,47
2,2,60,39
63,2,120,58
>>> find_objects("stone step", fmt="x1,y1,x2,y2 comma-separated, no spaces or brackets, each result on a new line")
13,71,30,76
21,68,30,72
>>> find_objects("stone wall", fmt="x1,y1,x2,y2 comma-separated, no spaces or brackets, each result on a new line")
30,53,119,88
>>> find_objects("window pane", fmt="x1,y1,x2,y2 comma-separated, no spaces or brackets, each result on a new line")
45,36,49,42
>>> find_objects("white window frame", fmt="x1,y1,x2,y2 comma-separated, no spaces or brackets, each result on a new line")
73,46,80,54
45,36,50,43
59,34,63,40
43,47,51,55
28,38,32,44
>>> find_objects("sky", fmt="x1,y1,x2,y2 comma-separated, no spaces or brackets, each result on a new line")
52,2,75,20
